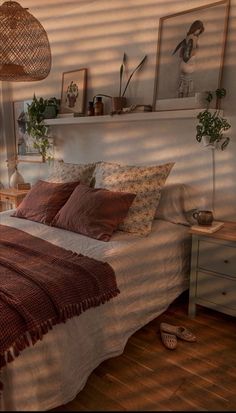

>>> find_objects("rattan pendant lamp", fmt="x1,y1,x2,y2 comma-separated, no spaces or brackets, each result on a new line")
0,1,51,81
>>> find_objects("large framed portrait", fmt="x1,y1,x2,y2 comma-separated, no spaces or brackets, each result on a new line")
13,100,42,162
60,68,87,114
152,0,230,111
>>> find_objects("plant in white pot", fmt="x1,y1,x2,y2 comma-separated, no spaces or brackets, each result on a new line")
195,88,231,213
196,88,231,150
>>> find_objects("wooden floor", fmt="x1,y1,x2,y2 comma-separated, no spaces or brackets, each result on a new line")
52,292,236,411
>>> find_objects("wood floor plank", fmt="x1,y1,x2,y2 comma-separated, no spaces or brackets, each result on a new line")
51,292,236,411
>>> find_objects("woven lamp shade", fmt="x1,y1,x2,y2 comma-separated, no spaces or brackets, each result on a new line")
0,1,51,81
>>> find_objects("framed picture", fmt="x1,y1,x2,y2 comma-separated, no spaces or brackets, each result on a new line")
152,0,230,111
60,68,87,114
13,100,42,162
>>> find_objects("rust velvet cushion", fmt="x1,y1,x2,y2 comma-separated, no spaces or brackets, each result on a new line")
12,180,80,225
52,184,136,241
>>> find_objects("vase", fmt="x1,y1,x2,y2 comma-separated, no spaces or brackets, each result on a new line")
111,97,127,112
9,167,25,188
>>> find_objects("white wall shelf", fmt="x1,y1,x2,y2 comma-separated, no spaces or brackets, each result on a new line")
44,109,211,126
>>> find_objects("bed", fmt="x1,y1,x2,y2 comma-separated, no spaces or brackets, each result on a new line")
0,159,204,411
0,208,191,411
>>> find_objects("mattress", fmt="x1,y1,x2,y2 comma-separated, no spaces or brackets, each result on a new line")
0,210,191,411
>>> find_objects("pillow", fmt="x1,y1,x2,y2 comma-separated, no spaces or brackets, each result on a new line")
52,184,136,241
12,180,80,225
155,183,207,225
45,159,96,185
94,161,174,235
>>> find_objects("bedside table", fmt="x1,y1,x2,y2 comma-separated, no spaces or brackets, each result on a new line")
188,221,236,318
0,188,29,211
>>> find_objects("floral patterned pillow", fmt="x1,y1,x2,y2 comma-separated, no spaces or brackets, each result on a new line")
94,161,174,235
46,160,96,185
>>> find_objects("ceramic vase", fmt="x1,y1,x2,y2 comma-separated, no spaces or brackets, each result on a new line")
9,167,25,188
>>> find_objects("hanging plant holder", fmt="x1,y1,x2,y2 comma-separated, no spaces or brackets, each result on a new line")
0,1,51,81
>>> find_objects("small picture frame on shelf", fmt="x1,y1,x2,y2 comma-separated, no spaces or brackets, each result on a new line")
60,68,87,115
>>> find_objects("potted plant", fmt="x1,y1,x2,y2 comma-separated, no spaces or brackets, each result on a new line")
26,95,58,161
195,88,231,213
196,88,231,150
114,52,147,111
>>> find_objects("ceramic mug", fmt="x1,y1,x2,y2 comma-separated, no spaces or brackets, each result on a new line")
192,210,214,226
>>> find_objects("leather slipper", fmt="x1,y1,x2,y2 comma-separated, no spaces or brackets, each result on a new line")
160,322,196,342
160,330,177,350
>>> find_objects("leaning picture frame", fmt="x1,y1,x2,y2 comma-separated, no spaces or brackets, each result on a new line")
152,0,230,112
60,68,87,115
13,100,43,162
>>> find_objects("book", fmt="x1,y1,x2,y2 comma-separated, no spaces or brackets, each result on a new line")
191,221,224,234
57,113,75,118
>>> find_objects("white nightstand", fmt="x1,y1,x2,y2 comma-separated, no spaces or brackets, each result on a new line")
188,221,236,318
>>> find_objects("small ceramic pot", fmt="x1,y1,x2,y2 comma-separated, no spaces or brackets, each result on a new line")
193,210,214,226
111,97,127,112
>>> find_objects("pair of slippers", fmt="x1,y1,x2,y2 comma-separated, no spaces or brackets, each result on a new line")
160,322,196,350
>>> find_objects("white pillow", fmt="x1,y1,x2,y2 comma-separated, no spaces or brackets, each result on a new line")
45,160,96,185
155,183,206,225
94,161,174,235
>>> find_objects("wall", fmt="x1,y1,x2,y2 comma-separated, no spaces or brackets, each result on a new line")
1,0,235,220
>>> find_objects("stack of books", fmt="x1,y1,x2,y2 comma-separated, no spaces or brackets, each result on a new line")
191,221,224,233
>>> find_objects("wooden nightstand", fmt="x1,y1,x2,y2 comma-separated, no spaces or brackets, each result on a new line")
188,221,236,318
0,188,29,211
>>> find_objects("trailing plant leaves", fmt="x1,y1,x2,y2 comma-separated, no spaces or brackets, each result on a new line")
196,88,231,151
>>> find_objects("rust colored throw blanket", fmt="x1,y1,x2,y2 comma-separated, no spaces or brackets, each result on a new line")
0,224,120,387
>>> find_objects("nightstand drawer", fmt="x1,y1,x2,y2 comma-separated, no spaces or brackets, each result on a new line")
0,194,14,203
198,240,236,277
197,271,236,310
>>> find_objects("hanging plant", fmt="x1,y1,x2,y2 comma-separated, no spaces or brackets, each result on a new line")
196,88,231,150
26,95,56,161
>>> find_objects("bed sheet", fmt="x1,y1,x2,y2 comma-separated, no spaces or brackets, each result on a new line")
0,210,191,411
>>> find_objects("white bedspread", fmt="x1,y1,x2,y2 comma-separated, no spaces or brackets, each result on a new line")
0,211,191,411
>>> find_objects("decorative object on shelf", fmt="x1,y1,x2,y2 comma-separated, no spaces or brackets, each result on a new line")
152,0,230,111
195,87,231,213
60,68,87,115
122,104,152,113
26,95,54,162
112,52,147,113
87,101,94,116
43,97,60,119
9,165,25,189
94,96,104,116
0,1,51,81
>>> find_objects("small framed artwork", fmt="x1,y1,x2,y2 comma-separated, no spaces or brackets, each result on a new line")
60,68,87,114
152,0,229,111
13,100,42,162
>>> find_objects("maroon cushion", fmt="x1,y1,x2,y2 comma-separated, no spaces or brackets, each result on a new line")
12,180,80,225
52,184,136,241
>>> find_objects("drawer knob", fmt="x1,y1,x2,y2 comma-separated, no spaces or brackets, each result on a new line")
224,259,229,264
222,291,227,296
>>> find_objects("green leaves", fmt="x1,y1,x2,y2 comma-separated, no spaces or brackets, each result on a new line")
196,105,231,150
118,53,147,98
196,88,231,150
26,95,52,161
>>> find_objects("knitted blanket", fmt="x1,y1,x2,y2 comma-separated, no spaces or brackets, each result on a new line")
0,224,120,386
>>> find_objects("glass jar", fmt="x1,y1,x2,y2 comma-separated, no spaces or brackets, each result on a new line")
94,96,104,116
87,101,94,116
